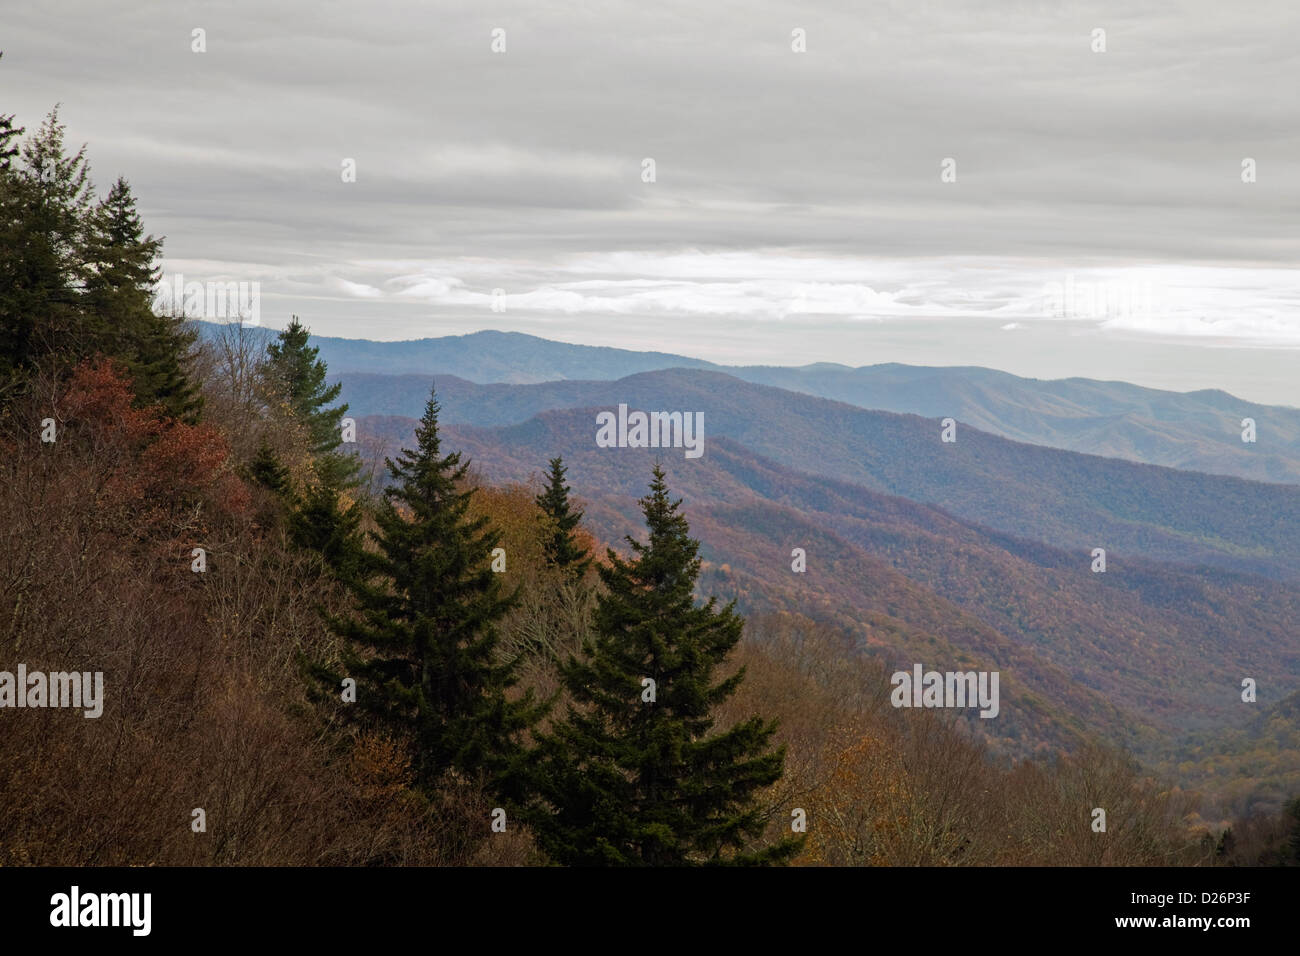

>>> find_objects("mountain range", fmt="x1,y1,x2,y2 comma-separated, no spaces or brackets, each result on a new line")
351,368,1300,580
242,324,1300,485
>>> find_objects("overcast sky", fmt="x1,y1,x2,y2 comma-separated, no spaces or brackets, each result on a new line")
4,1,1298,403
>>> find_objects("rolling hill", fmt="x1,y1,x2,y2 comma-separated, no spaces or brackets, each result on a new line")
350,369,1300,581
285,324,1300,484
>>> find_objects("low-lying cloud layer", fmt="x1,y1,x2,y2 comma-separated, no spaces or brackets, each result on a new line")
5,0,1298,377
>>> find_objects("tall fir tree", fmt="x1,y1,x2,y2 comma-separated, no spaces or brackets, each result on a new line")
0,60,27,399
0,106,94,386
263,316,364,577
0,55,22,171
263,316,358,489
0,94,196,416
84,177,200,419
523,464,801,866
535,456,591,576
327,386,538,790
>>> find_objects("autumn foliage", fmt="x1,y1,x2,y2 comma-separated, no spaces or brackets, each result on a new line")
54,358,248,538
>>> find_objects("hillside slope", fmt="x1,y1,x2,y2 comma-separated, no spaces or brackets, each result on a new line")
351,369,1300,580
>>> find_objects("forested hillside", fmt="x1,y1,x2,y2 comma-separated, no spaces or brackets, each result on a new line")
354,407,1300,821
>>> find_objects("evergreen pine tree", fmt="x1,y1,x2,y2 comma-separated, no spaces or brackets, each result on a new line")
263,316,358,488
263,316,366,577
0,56,22,171
327,386,537,790
289,480,365,583
248,439,291,495
524,464,801,866
0,73,26,400
0,88,198,414
535,456,591,576
84,178,158,336
84,177,200,419
0,107,94,384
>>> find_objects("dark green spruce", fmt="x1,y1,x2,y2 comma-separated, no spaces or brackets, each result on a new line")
327,386,538,791
523,464,801,866
248,438,291,495
0,86,198,416
84,176,200,419
0,106,94,389
263,317,364,576
535,456,591,576
263,315,359,489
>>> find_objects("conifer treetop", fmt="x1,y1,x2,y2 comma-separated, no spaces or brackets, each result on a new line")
264,315,357,487
524,462,802,866
536,455,591,575
327,382,539,790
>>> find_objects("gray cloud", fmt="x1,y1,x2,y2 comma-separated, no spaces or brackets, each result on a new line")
3,0,1298,399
